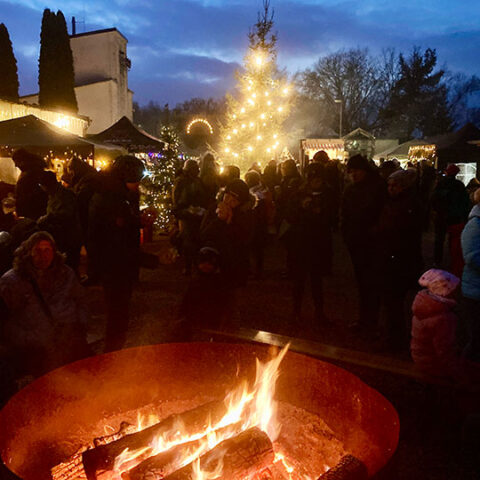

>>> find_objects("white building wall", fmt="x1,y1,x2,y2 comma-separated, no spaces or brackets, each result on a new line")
69,29,133,132
75,81,116,134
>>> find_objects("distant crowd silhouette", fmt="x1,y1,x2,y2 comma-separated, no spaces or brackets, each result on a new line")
1,148,479,393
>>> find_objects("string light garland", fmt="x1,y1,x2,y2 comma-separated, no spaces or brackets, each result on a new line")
186,118,214,135
218,42,294,172
140,125,180,233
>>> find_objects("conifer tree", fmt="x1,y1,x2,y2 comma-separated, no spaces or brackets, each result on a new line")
0,23,19,102
141,125,180,231
379,47,452,139
219,0,292,172
39,9,56,108
55,10,78,112
39,9,78,112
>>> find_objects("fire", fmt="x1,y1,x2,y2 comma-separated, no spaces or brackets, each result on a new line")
111,345,290,479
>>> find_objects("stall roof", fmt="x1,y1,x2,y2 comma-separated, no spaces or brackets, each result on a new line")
0,115,93,150
88,116,165,152
373,139,427,160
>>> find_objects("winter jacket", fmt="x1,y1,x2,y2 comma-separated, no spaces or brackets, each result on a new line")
0,262,88,351
201,198,254,288
38,185,83,254
432,176,471,225
461,204,480,300
410,289,457,374
87,175,141,286
285,182,336,274
374,188,423,290
15,168,48,220
341,172,387,247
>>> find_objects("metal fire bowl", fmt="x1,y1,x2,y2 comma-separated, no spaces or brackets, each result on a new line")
0,343,399,479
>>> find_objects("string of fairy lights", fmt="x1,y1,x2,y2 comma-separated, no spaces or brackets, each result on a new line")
219,49,292,172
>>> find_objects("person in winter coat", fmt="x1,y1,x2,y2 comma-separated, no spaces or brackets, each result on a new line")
341,154,387,332
176,247,229,340
173,160,207,275
199,153,220,208
461,188,480,362
37,171,83,273
432,163,471,277
64,157,100,240
201,179,254,290
88,155,144,352
410,269,460,375
374,169,423,350
245,170,274,279
286,162,336,328
12,149,48,221
0,231,90,377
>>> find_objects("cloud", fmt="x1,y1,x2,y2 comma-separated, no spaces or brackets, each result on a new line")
1,0,479,104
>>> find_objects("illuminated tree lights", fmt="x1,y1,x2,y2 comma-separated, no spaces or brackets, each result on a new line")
219,2,293,172
140,125,180,233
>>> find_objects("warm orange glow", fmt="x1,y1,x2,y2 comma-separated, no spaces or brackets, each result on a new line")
111,345,290,480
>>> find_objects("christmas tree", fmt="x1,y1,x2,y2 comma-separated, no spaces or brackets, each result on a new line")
219,0,292,172
141,125,180,232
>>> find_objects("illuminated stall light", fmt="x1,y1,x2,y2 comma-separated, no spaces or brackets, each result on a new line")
186,118,214,134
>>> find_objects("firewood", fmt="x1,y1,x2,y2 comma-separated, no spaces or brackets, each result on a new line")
122,423,243,480
163,427,274,480
317,455,368,480
82,401,227,480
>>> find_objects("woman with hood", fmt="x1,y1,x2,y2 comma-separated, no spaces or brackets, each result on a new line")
0,231,90,377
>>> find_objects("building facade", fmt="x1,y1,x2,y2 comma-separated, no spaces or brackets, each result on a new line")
21,28,133,134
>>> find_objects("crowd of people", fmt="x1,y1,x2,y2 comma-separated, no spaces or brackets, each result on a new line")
0,147,479,393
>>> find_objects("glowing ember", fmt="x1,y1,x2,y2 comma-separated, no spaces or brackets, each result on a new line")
52,345,347,480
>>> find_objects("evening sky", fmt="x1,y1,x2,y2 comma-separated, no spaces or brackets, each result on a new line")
1,0,479,105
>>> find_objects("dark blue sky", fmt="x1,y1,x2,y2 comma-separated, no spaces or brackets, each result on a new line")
2,0,479,106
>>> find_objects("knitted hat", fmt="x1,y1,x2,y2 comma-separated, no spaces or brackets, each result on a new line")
112,155,145,183
418,269,459,297
225,179,250,204
346,154,370,172
445,164,460,176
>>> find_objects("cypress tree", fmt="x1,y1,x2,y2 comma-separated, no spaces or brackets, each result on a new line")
55,11,78,112
0,23,20,102
38,8,56,108
38,9,78,112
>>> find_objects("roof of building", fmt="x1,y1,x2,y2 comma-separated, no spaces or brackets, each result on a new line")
70,27,127,42
301,138,344,151
0,114,93,152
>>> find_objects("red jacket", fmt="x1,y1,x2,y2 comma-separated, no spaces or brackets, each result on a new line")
410,289,457,374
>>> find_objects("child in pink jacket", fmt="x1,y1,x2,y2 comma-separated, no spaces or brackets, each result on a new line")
410,269,460,376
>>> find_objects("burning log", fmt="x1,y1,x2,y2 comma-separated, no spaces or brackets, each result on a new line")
123,423,243,480
317,455,367,480
163,427,274,480
82,401,228,480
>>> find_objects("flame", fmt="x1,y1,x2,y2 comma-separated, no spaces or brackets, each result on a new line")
191,455,224,480
109,345,290,479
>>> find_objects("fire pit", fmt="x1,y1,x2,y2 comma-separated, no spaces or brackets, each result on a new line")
0,343,399,480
